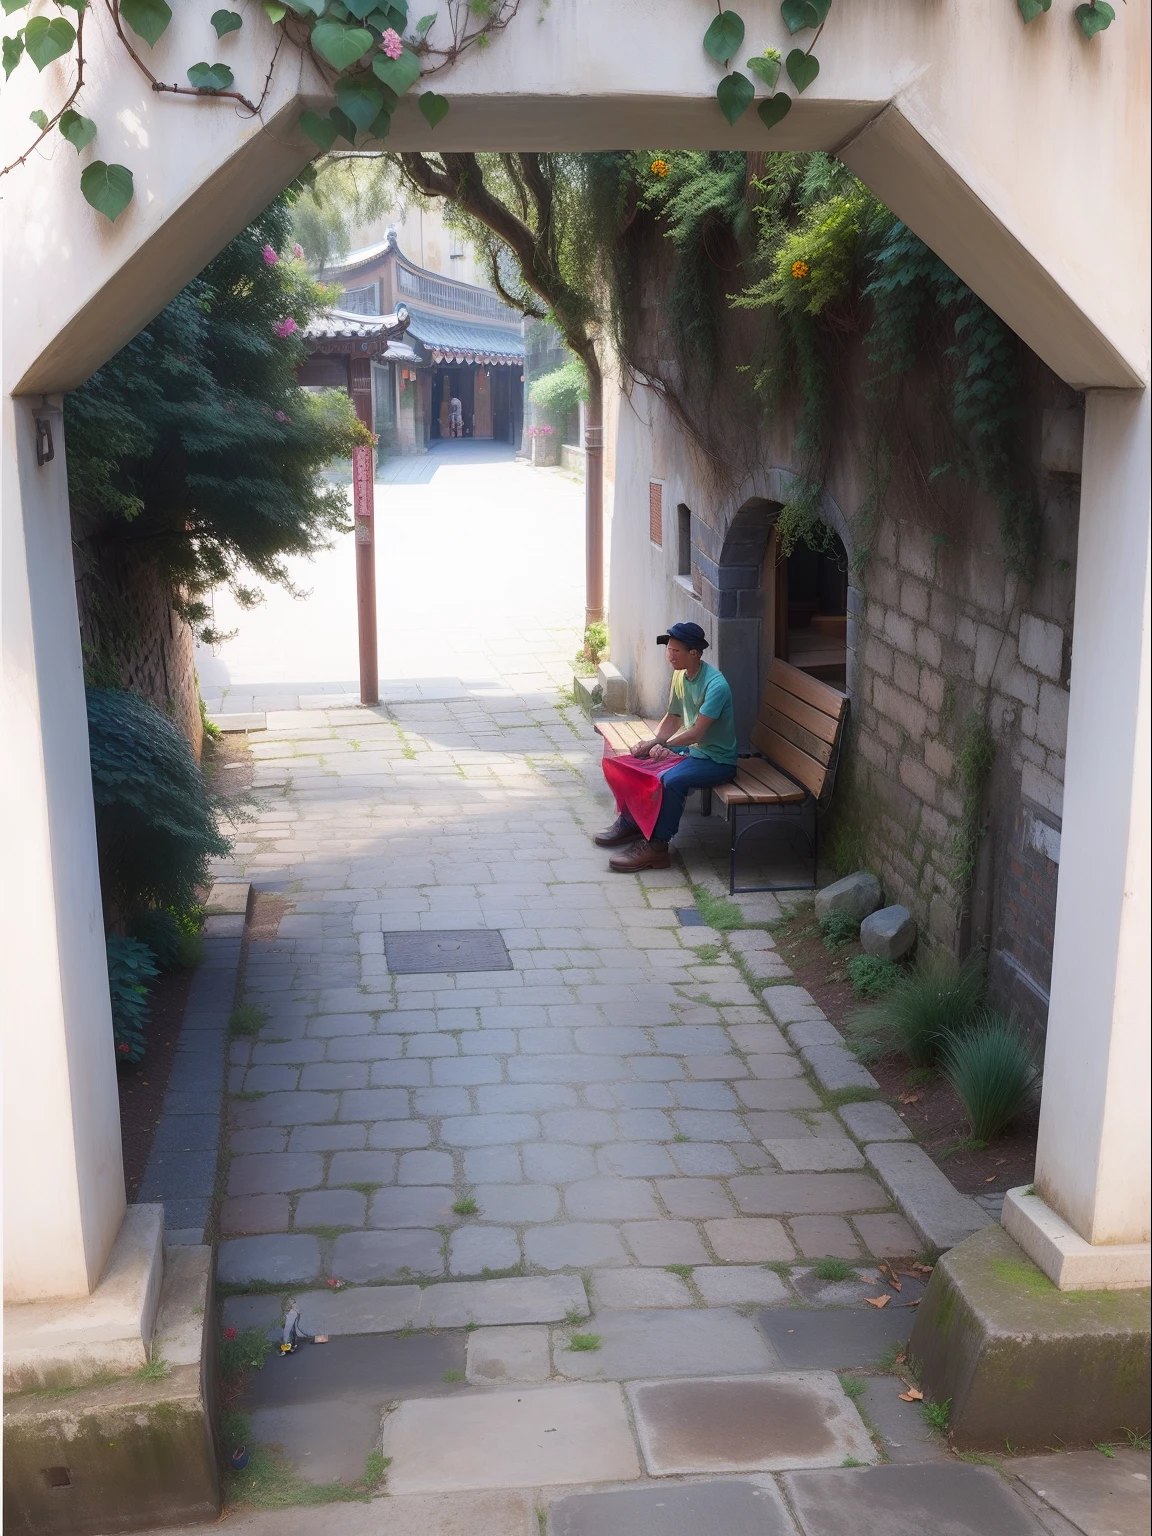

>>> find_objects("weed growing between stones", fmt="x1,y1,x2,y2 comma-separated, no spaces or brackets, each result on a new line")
134,1356,172,1382
665,1263,694,1279
690,884,748,931
223,1412,389,1508
838,1374,866,1400
442,1369,465,1382
847,954,902,1000
818,909,860,951
564,1308,585,1326
763,1260,794,1276
452,1195,480,1216
567,1334,602,1352
813,1258,856,1283
220,1326,272,1375
920,1397,952,1433
822,1086,880,1108
229,1006,269,1038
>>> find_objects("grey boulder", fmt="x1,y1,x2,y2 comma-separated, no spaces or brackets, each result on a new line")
859,904,917,960
814,871,882,923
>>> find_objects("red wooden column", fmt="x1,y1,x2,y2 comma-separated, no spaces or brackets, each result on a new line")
352,443,378,705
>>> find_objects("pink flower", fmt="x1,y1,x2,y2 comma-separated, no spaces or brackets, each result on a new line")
275,410,288,422
293,243,304,259
274,318,297,338
262,244,279,265
225,1327,237,1341
381,27,403,59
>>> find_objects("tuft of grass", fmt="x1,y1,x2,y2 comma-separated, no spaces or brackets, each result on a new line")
220,1326,273,1375
849,949,985,1069
1121,1427,1151,1451
839,1374,866,1400
232,1090,265,1103
691,884,747,931
343,1182,381,1196
943,1010,1038,1141
822,1086,880,1108
1093,1441,1116,1458
813,1258,856,1283
921,1398,952,1433
848,954,902,1000
673,1132,691,1143
874,1340,905,1373
692,944,722,963
452,1196,480,1216
567,1333,601,1353
135,1356,172,1382
441,1368,465,1382
223,1413,387,1508
938,1137,988,1161
819,909,860,951
229,1005,269,1039
762,1259,794,1276
842,1456,868,1467
665,1263,694,1279
563,1307,586,1325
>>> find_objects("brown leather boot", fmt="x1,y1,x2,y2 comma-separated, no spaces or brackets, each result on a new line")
609,840,671,872
593,814,641,848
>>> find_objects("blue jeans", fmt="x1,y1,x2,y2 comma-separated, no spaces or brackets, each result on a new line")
624,754,736,844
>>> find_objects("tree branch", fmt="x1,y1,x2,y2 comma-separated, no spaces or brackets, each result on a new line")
1,8,85,179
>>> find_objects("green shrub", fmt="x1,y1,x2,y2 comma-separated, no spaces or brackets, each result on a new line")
944,1011,1038,1141
528,358,587,427
87,688,231,915
849,948,984,1069
220,1325,272,1375
106,935,159,1063
848,954,902,1000
818,909,859,951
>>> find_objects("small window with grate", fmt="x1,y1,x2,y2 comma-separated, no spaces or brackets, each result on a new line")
677,503,692,577
649,480,663,545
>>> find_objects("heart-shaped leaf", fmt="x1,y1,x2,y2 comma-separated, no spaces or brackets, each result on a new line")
2,33,25,76
2,0,30,14
262,1,287,20
419,89,448,128
780,0,819,33
119,0,171,46
187,60,235,90
716,70,754,125
1075,1,1114,36
342,0,378,17
703,9,744,63
786,47,819,92
416,11,436,32
310,20,374,69
59,107,96,150
747,51,781,90
1016,0,1050,19
286,0,325,14
329,105,359,146
299,107,338,150
80,160,134,222
382,2,407,27
29,107,49,129
211,8,243,36
24,15,75,69
372,45,420,95
757,92,792,131
335,73,383,128
368,105,392,137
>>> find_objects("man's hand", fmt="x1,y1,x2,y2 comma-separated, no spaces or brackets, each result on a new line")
631,738,658,758
648,743,677,762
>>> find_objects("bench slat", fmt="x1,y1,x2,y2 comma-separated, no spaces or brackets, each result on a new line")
754,709,833,768
768,657,847,719
737,756,806,799
751,726,827,799
761,680,841,745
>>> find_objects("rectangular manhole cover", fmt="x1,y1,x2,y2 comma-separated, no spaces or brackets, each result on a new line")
383,930,513,975
675,907,707,927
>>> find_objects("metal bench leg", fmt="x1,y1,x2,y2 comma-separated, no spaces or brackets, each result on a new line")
729,815,737,894
701,787,713,817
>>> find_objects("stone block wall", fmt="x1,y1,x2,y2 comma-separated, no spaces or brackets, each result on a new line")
73,516,203,757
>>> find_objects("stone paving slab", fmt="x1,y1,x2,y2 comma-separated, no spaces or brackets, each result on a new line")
548,1479,799,1536
125,1490,540,1535
865,1142,991,1251
1011,1447,1151,1536
554,1309,777,1381
757,1306,914,1369
466,1324,551,1385
381,1382,641,1495
781,1464,1045,1536
628,1372,877,1475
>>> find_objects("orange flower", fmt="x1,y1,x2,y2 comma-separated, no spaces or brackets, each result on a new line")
791,260,810,280
650,158,670,179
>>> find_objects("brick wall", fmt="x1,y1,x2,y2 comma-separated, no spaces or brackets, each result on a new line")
73,515,203,757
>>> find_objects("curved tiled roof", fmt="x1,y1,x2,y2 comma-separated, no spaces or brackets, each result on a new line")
403,306,525,364
302,306,410,341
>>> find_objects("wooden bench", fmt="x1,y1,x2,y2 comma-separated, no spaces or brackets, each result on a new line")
595,659,849,894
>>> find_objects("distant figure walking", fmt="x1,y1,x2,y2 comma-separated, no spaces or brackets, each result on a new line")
448,394,464,438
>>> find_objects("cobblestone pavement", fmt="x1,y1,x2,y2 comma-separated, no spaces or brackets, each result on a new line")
216,691,922,1294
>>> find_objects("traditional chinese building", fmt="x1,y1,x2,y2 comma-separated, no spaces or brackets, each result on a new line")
299,229,526,453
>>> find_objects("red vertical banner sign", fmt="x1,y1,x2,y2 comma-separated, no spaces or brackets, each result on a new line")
352,443,379,705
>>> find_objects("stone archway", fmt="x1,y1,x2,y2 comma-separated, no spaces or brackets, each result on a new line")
706,476,856,747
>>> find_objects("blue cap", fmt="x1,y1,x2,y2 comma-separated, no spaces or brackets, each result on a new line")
657,622,708,651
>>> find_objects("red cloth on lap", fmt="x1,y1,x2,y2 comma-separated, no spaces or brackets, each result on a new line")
601,746,681,840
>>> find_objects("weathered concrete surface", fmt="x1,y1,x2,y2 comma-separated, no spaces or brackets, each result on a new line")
2,1248,219,1535
1011,1447,1151,1536
908,1224,1152,1451
865,1142,990,1252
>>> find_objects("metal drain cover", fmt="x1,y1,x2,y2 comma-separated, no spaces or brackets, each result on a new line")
675,907,707,927
383,929,513,975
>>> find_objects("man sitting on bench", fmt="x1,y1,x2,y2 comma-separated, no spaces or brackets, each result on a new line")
595,621,738,872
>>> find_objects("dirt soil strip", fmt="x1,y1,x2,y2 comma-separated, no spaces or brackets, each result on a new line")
776,917,1037,1199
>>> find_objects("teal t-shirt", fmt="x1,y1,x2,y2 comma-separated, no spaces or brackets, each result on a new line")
667,661,738,765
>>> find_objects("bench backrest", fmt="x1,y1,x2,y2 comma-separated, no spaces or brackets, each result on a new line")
749,659,848,801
